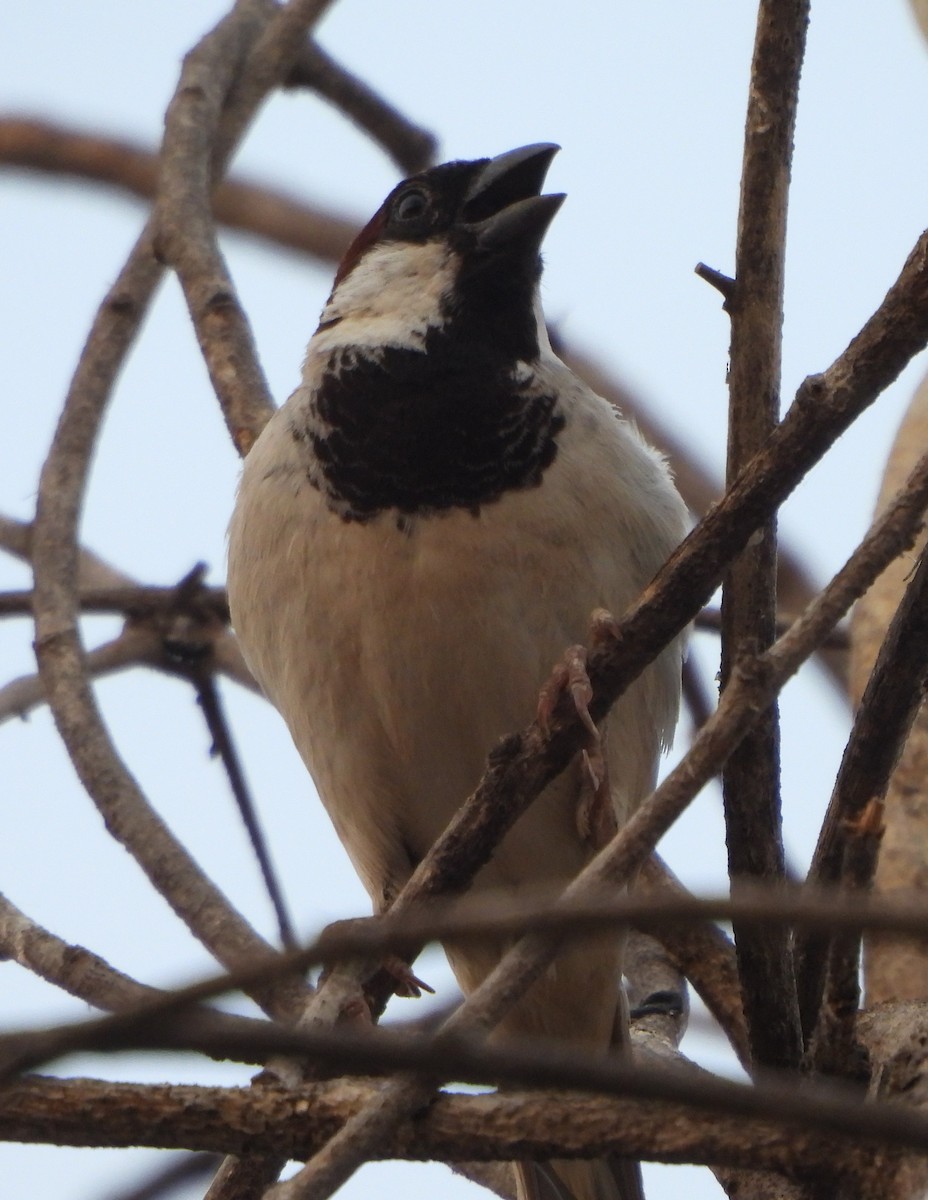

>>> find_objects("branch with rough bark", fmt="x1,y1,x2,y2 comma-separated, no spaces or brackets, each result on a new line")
0,1069,917,1182
718,0,808,1074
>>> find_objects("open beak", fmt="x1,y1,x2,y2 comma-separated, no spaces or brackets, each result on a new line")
463,143,565,251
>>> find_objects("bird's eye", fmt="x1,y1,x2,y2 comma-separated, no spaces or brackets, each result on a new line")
394,189,430,223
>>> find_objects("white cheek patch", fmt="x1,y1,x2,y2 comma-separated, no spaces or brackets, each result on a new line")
309,241,459,360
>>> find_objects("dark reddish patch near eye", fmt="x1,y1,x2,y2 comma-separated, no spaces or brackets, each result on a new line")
332,205,389,287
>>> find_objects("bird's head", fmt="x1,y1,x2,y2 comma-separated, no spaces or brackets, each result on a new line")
312,144,564,364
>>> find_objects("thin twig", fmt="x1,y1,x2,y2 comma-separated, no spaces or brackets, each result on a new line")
695,605,849,650
0,585,229,620
0,585,260,723
193,668,297,950
285,42,436,173
695,261,736,307
806,800,883,1080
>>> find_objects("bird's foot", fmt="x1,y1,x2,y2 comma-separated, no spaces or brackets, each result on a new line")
381,954,435,999
536,634,616,848
536,643,597,738
578,746,617,848
588,606,620,650
579,607,622,845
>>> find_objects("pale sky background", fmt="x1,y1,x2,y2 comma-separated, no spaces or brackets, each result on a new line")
3,3,928,1198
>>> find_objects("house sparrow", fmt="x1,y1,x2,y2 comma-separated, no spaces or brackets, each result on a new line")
227,144,687,1200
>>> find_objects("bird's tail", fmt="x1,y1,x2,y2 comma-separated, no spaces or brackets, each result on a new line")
517,1156,644,1200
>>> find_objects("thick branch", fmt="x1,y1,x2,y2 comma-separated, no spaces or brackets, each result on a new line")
720,0,809,1074
0,1073,878,1179
4,1031,928,1179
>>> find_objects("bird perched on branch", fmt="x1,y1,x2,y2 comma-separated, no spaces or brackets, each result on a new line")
228,144,687,1200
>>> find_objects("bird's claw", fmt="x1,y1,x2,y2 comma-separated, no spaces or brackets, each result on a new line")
578,746,616,847
381,954,435,999
589,606,620,650
536,644,597,738
537,630,617,848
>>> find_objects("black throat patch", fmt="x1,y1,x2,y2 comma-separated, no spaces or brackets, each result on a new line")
294,337,565,524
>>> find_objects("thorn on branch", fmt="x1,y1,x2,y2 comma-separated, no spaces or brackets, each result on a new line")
695,262,736,310
172,561,209,605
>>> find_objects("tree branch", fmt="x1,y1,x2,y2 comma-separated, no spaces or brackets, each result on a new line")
152,5,280,455
0,626,161,724
799,542,928,1047
0,892,159,1012
0,117,356,263
720,0,809,1074
284,42,436,173
0,1045,925,1177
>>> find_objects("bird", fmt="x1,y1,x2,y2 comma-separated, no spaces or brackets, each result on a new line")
227,144,688,1200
